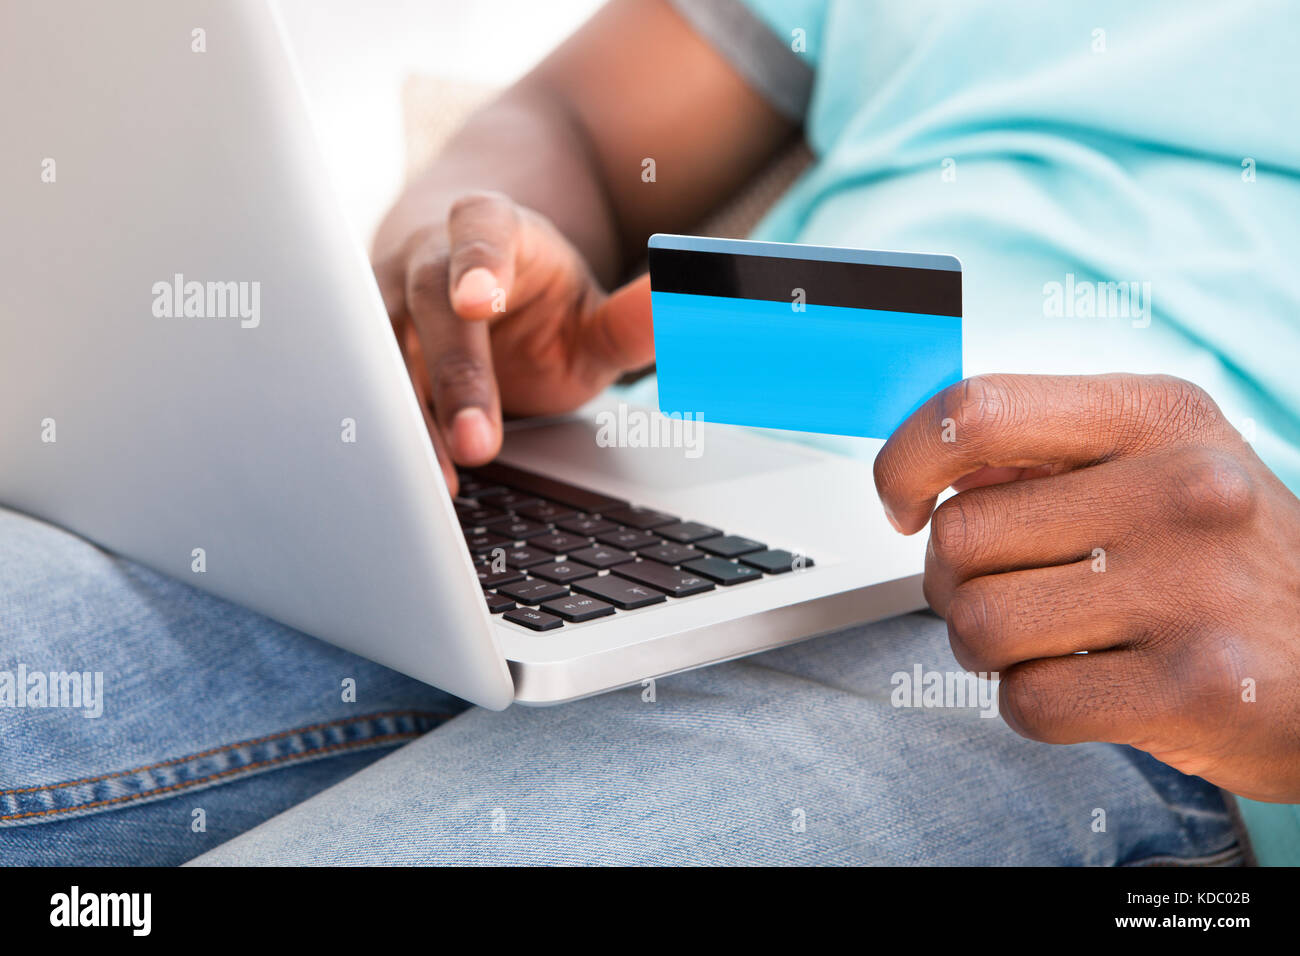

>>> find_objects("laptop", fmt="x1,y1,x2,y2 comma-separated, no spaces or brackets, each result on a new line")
0,0,931,708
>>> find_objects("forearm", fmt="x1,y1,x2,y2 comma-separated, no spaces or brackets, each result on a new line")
373,85,626,287
373,0,797,289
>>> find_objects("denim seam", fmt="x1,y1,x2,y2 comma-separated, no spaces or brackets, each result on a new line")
1122,845,1244,867
0,708,446,795
0,709,449,827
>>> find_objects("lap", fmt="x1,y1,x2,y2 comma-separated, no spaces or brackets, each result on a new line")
1,507,1241,866
193,612,1242,866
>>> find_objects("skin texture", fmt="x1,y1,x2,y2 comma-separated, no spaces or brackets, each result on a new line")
375,1,1300,800
874,374,1300,803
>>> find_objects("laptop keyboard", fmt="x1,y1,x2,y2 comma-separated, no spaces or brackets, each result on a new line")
456,461,814,631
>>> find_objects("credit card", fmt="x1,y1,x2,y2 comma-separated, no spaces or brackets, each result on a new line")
648,234,962,439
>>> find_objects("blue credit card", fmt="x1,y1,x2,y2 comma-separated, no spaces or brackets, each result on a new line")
648,234,962,439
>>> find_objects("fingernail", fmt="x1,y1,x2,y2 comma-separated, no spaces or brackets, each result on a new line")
453,267,497,306
451,406,495,462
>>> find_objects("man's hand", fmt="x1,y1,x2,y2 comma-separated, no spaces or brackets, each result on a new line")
365,0,795,494
874,373,1300,802
372,191,654,493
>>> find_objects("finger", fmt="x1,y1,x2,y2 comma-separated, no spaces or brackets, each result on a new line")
378,254,420,400
577,272,655,379
923,456,1144,605
373,249,411,332
949,464,1055,492
419,399,459,497
941,559,1147,674
378,248,459,487
374,240,431,404
874,373,1223,534
405,243,502,466
399,328,459,495
445,191,520,322
402,324,434,414
924,444,1257,610
998,642,1224,748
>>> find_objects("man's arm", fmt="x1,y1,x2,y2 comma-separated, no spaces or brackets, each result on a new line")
374,0,795,285
371,0,796,484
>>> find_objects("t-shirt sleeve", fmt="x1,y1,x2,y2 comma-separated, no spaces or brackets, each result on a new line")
666,0,823,123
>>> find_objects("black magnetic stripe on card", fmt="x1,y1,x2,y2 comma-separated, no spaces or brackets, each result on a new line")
648,247,962,316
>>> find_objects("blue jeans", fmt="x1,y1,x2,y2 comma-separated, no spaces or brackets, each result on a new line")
0,507,1243,865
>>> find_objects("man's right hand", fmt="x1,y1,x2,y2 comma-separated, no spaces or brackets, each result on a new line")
372,191,655,494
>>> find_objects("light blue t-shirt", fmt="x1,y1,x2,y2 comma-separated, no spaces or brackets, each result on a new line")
667,0,1300,864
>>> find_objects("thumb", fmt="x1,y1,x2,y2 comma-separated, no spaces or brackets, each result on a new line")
588,272,655,373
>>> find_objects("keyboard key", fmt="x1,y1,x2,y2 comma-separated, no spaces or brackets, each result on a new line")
503,607,564,631
458,506,509,529
502,547,554,569
469,461,629,514
568,545,634,569
695,534,766,558
516,500,578,523
739,549,815,574
680,556,763,586
464,530,513,554
484,592,517,613
602,506,677,529
455,479,507,500
637,542,698,565
612,561,715,597
657,521,722,543
541,595,616,623
528,531,591,554
498,579,570,605
572,575,667,610
557,514,619,536
480,491,544,513
477,567,526,588
596,527,660,551
493,517,549,541
528,560,596,584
